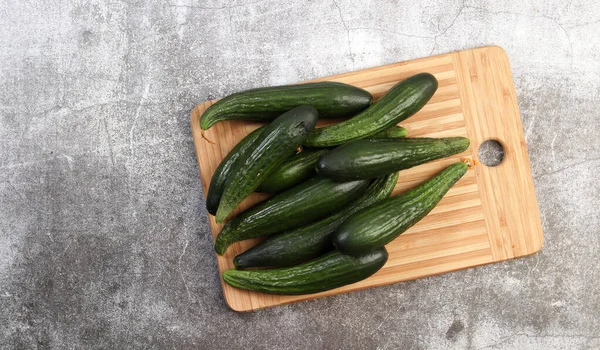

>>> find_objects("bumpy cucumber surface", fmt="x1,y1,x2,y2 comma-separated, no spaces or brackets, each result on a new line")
256,148,329,193
304,73,438,147
234,172,399,269
223,248,388,295
333,162,468,256
200,82,372,130
206,126,265,215
215,176,370,255
317,137,470,181
215,105,318,223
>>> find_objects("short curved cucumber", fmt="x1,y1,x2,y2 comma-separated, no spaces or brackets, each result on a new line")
333,162,468,256
206,126,265,215
304,73,438,147
215,105,318,223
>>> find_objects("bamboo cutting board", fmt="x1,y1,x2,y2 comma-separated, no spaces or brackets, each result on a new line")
190,46,544,311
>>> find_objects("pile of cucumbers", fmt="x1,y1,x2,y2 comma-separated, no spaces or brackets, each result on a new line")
201,73,470,295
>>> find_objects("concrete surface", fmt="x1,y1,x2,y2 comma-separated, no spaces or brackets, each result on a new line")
1,0,598,349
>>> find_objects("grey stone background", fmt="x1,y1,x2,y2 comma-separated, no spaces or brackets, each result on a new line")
1,0,598,348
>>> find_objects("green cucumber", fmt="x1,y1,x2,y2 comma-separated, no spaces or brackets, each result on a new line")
206,126,265,215
317,137,470,182
333,162,468,256
369,125,408,139
256,148,329,193
223,248,388,295
200,82,372,130
255,126,408,193
215,176,370,255
234,172,399,269
304,73,438,147
215,105,318,223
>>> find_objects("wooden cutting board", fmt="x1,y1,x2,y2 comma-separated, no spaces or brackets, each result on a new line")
190,46,544,312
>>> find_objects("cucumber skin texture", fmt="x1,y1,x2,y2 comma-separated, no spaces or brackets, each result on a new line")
215,176,370,255
200,82,372,130
333,162,468,256
317,137,470,182
223,248,388,295
255,126,408,193
206,126,265,215
215,105,318,223
234,172,399,269
369,125,408,139
256,149,329,193
304,73,438,147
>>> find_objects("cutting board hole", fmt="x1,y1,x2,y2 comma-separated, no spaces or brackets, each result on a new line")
478,140,504,167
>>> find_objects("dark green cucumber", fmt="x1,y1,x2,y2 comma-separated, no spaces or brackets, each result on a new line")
215,176,370,255
333,162,468,256
369,125,408,139
200,82,372,130
317,137,470,182
304,73,438,147
234,172,399,269
256,148,329,193
215,105,318,223
206,126,265,215
255,126,408,193
223,248,388,295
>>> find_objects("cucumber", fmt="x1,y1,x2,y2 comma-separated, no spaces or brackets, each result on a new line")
234,172,399,269
317,137,470,182
333,162,468,256
222,248,388,295
256,148,329,193
215,176,370,255
215,105,318,223
206,126,265,215
304,73,438,147
200,82,372,130
255,126,408,193
369,125,408,139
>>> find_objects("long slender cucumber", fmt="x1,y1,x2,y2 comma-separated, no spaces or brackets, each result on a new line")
317,137,470,181
215,176,370,255
200,82,372,130
223,248,388,295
